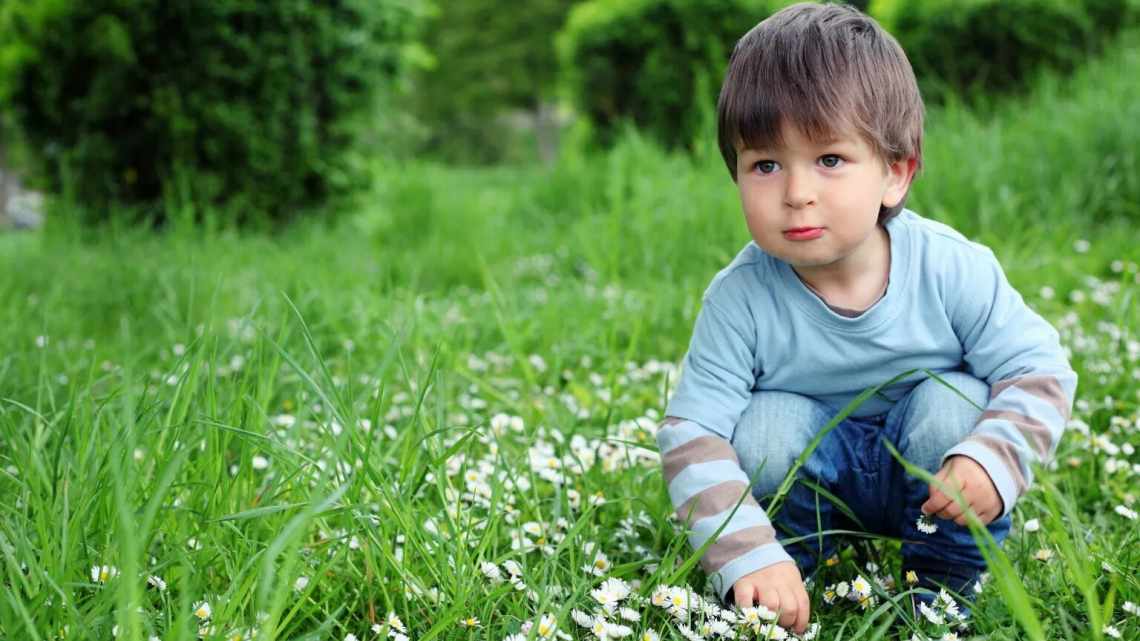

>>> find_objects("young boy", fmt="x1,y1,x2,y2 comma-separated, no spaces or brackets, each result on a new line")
656,3,1077,633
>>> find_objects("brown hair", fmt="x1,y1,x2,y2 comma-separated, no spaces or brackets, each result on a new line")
716,2,924,223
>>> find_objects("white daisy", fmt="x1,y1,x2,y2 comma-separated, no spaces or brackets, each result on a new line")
571,609,595,628
1023,518,1040,532
535,614,557,638
919,601,944,625
481,561,504,583
193,600,212,620
916,514,939,534
90,565,119,584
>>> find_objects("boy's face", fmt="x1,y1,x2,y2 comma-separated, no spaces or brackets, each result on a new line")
735,123,915,280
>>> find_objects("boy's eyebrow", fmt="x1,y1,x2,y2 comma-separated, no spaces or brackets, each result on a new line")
740,137,854,153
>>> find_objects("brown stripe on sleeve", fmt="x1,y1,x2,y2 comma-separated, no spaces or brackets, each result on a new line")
966,434,1029,495
990,375,1071,421
978,409,1054,457
662,416,685,427
662,435,740,484
677,480,755,524
699,525,779,572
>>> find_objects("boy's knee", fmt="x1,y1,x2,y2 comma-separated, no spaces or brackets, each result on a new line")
732,390,830,495
899,371,990,471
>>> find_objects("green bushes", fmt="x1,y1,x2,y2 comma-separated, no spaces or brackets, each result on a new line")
874,0,1134,102
557,0,788,151
0,0,426,227
561,0,1137,153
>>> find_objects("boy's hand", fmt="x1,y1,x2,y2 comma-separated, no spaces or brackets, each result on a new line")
733,560,810,634
921,455,1003,525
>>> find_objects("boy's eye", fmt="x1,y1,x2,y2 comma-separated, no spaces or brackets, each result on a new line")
753,160,779,174
819,154,843,168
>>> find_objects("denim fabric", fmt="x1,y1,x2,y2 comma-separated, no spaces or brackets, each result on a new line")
730,371,1012,575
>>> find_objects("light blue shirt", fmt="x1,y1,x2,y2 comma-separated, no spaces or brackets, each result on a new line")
660,209,1077,600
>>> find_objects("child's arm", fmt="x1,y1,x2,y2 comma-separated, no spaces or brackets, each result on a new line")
941,246,1079,517
658,299,796,603
658,416,794,596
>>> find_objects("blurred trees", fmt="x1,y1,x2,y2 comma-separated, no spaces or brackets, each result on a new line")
0,0,428,227
409,0,578,164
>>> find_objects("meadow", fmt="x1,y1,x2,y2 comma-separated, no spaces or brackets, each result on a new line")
1,32,1139,641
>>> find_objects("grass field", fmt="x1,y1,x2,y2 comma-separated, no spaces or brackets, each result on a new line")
1,32,1139,641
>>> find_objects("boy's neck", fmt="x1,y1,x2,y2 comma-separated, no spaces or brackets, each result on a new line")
791,225,891,309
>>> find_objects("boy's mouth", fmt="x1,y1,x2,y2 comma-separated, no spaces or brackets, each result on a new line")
783,227,824,241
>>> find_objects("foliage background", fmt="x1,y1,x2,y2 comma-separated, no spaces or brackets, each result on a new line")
1,2,1140,641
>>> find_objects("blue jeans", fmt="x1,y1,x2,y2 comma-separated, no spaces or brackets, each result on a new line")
731,371,1011,575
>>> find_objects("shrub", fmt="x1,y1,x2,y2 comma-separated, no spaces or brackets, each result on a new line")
0,0,426,227
877,0,1131,103
557,0,792,152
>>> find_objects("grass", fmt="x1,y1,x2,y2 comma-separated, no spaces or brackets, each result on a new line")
1,30,1139,641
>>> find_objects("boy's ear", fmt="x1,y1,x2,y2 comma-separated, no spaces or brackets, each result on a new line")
882,156,918,209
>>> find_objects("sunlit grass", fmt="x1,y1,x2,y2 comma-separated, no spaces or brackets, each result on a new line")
1,31,1139,641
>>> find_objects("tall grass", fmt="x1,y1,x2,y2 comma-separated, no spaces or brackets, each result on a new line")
0,29,1138,641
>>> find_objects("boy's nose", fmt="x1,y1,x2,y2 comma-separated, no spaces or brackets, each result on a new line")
783,170,817,209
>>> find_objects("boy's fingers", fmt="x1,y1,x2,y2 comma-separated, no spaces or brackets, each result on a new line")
734,581,756,609
937,499,964,521
793,584,811,633
921,488,952,516
758,587,781,614
776,586,798,629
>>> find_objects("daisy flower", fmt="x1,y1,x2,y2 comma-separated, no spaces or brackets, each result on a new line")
571,609,595,628
916,514,939,534
535,614,557,638
146,574,166,591
919,601,945,625
481,561,504,583
851,575,872,600
584,550,612,576
1114,505,1138,521
677,624,705,641
619,607,640,622
193,600,212,620
755,623,788,640
640,630,660,641
387,612,407,634
666,587,690,616
1033,548,1054,561
293,576,309,591
1023,518,1040,532
459,616,480,628
90,565,119,584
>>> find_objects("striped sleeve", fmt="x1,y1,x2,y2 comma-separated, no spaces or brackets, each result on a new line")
945,246,1079,517
657,416,793,602
944,371,1077,517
